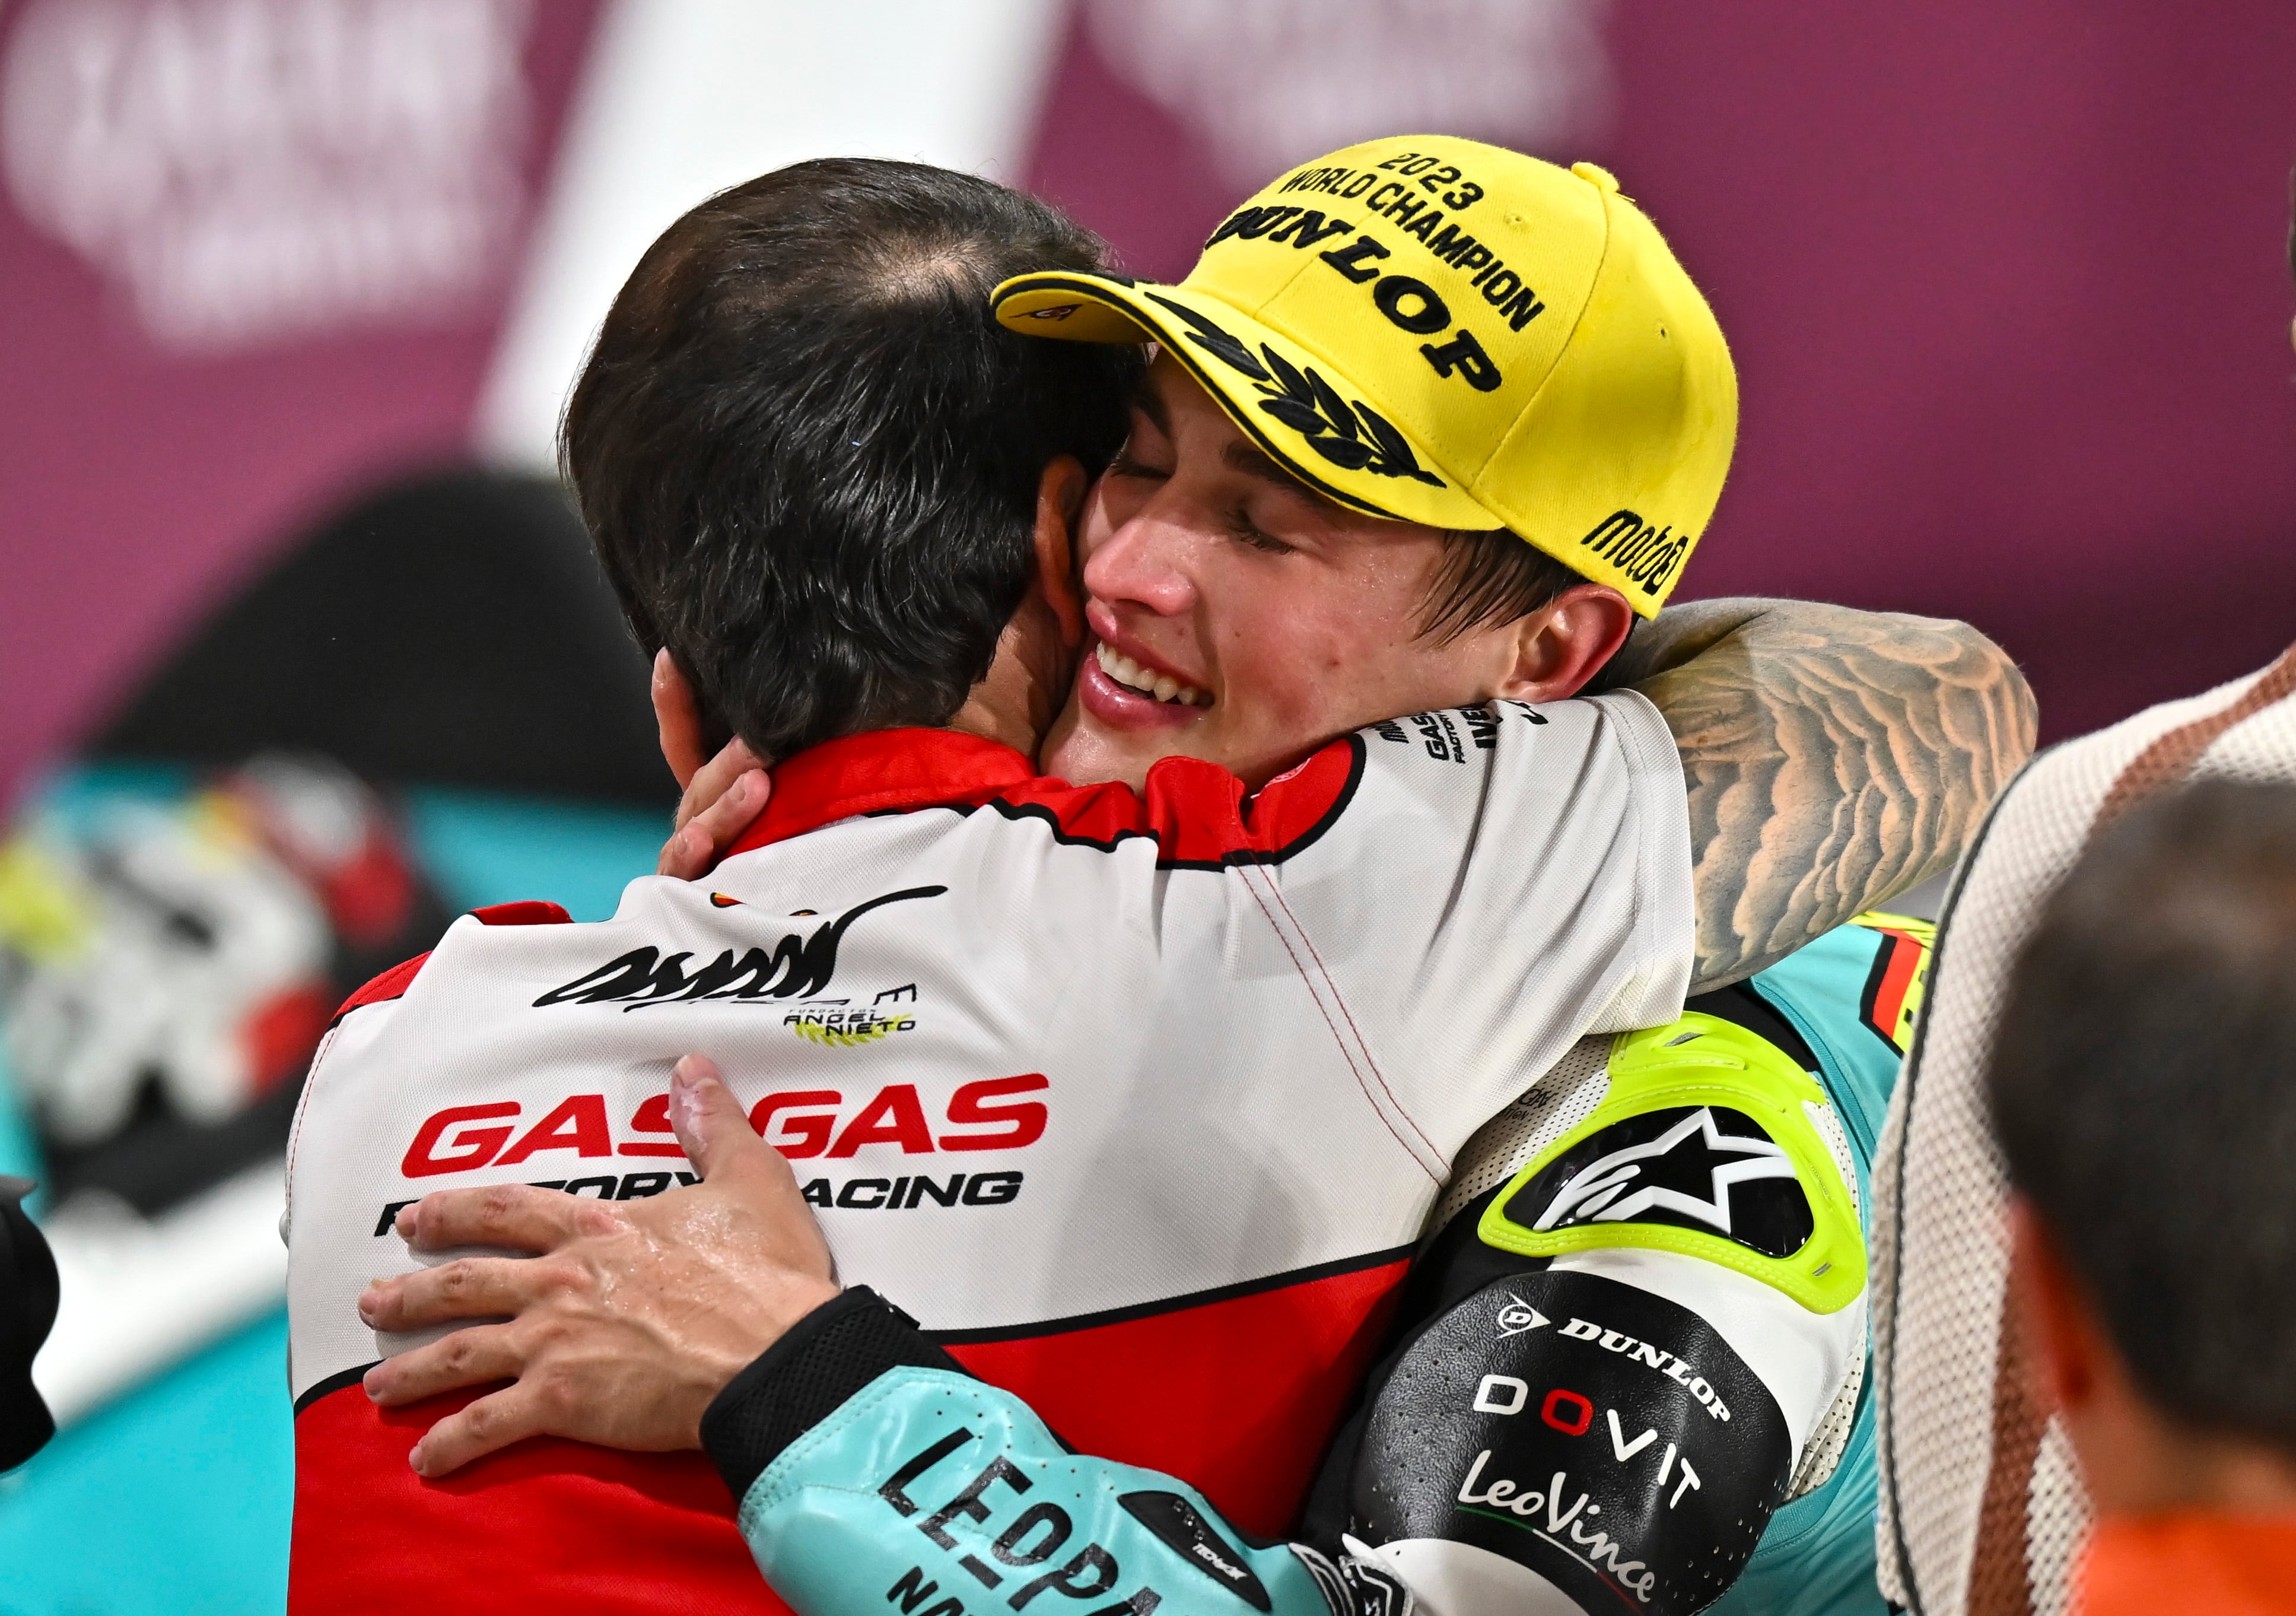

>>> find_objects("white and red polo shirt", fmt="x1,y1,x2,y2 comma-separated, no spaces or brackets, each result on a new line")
285,695,1693,1614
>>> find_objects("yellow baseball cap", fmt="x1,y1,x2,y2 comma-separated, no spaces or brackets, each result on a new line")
993,135,1735,615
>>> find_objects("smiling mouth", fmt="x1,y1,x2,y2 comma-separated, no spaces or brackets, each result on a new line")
1095,642,1211,707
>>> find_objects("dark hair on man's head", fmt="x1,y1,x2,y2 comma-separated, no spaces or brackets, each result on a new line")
564,158,1141,761
1989,776,2296,1451
1420,529,1590,643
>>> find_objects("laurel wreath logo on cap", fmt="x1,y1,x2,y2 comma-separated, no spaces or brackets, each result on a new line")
1146,293,1443,488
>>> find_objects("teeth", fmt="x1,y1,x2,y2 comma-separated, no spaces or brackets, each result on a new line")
1096,641,1209,708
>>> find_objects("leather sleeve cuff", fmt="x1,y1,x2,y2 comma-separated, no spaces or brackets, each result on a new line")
699,1286,966,1504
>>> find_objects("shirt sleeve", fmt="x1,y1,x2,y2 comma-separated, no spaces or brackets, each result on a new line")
1261,692,1694,1167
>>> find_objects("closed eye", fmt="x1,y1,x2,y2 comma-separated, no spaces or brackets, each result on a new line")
1225,506,1295,555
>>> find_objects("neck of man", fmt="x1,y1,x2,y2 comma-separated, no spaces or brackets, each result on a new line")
941,592,1071,769
2082,1402,2296,1518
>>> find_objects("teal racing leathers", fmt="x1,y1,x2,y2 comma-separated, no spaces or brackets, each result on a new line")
698,917,1927,1616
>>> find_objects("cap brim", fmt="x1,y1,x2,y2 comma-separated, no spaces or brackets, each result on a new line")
996,274,1500,532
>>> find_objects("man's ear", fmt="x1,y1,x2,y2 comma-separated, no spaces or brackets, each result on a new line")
651,647,712,790
1032,456,1089,647
2008,1196,2102,1415
1490,583,1636,703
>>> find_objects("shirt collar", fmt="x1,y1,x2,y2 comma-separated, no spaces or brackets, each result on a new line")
724,728,1039,856
2081,1512,2296,1615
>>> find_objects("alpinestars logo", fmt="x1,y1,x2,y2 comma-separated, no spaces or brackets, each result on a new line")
533,887,945,1010
1508,1105,1814,1261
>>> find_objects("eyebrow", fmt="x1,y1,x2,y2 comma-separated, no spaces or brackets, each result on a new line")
1222,438,1316,499
1136,370,1327,506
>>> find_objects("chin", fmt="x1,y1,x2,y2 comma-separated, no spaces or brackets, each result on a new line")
1038,700,1163,790
1039,726,1152,792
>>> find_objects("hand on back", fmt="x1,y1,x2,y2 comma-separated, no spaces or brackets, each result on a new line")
356,1055,838,1477
658,736,772,879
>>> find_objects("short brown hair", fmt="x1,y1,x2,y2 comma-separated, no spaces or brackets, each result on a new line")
564,159,1140,761
1419,529,1591,643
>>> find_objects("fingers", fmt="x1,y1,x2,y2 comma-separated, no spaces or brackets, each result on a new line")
670,736,743,835
690,763,769,851
667,1055,774,1183
363,1322,524,1408
659,763,770,878
659,820,707,880
673,736,769,832
407,1381,558,1478
360,1253,576,1333
670,1056,838,1284
395,1182,608,1255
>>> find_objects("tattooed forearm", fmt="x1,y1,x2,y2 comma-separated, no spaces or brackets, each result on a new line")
1608,598,2038,990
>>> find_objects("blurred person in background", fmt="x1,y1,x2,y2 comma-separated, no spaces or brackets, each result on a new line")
1991,778,2296,1615
317,144,2026,1616
1863,189,2296,1616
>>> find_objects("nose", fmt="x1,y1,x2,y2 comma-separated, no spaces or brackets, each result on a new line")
1082,499,1197,621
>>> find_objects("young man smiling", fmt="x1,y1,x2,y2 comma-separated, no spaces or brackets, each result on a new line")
1045,351,1636,796
292,144,2029,1616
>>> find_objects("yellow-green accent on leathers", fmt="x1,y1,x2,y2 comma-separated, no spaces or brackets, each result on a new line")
1475,1013,1868,1314
1853,911,1936,947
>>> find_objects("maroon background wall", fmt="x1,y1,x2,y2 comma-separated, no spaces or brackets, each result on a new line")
4,1,2294,810
1026,2,2296,741
0,0,604,808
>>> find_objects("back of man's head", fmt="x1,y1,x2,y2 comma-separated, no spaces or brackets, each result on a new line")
1990,777,2296,1453
565,159,1140,762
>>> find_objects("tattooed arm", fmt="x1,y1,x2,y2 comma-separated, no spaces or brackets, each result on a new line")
651,594,2034,990
1600,598,2037,991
